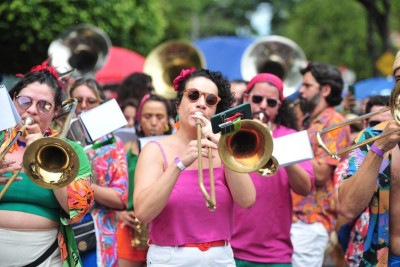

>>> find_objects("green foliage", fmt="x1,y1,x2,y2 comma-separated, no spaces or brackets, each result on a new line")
0,0,167,74
278,0,372,80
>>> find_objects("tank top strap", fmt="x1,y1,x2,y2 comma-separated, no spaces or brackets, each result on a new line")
148,141,168,169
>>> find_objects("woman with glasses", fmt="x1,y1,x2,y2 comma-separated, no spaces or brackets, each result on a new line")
231,73,314,267
133,68,256,266
0,64,94,267
69,78,128,267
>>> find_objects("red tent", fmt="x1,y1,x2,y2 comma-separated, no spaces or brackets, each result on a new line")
95,46,145,85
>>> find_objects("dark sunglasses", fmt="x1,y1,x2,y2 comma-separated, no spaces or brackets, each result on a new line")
183,88,221,107
75,97,99,107
251,95,280,108
368,120,381,128
15,95,53,114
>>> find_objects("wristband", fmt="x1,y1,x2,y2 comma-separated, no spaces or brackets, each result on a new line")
174,157,187,171
370,144,385,157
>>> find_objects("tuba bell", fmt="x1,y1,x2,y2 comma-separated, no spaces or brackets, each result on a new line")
143,40,206,99
22,99,80,189
241,35,307,98
48,24,111,79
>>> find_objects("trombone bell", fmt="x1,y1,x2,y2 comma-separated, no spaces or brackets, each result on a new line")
219,120,273,173
23,137,80,189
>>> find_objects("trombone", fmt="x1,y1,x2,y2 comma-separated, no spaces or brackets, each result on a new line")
0,99,80,200
317,81,400,160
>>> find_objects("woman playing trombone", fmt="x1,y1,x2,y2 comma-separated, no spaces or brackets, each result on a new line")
134,68,256,266
0,64,94,267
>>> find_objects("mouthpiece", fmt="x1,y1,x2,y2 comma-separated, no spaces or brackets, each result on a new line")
24,116,34,126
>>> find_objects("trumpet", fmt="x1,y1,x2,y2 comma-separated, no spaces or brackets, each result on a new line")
317,80,400,160
0,117,34,200
196,112,216,211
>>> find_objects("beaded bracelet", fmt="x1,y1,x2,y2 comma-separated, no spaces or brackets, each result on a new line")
174,157,187,171
370,144,385,157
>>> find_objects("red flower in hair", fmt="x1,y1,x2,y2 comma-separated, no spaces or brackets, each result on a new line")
16,61,60,80
173,68,196,91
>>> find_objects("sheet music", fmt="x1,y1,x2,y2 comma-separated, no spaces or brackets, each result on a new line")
0,84,21,131
79,99,127,142
272,130,314,167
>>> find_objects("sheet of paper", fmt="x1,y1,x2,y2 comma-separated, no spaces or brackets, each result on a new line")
79,98,127,142
0,84,21,131
272,130,314,167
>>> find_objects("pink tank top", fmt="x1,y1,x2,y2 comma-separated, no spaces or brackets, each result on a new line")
149,141,234,246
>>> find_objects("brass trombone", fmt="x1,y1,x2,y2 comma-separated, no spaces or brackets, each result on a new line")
317,81,400,160
23,98,80,189
196,112,216,211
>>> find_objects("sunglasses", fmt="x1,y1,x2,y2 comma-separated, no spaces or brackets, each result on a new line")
251,95,280,108
15,95,53,114
183,88,221,107
75,97,99,107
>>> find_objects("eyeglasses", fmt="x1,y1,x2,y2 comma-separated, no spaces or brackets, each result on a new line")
368,120,381,128
15,95,53,114
251,95,280,108
75,97,99,107
183,88,221,107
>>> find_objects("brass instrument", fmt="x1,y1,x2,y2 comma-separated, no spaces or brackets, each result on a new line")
255,113,279,176
241,35,307,98
218,119,274,173
143,40,206,99
130,217,149,251
317,81,400,160
23,99,81,189
48,24,111,79
196,112,216,211
0,117,34,200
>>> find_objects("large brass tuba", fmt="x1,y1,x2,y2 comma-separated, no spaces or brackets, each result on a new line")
48,24,111,79
143,40,206,99
22,99,80,189
241,35,307,98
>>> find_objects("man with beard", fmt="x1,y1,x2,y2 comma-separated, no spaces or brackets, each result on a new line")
290,62,351,267
230,73,314,267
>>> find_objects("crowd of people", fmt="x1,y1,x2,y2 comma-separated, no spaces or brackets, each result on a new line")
1,46,400,267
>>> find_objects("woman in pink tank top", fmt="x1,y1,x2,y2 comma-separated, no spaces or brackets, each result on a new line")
134,68,256,267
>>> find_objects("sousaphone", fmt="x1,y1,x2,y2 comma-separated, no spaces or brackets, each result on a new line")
241,35,307,98
48,24,111,79
143,40,206,99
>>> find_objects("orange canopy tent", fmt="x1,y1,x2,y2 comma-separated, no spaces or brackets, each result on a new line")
95,46,145,85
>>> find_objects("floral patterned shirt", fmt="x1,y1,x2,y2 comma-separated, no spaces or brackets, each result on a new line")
292,107,351,233
342,125,390,266
86,135,128,267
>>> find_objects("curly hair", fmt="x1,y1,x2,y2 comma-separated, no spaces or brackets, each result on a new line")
174,68,234,114
9,69,63,108
275,99,300,130
300,62,344,107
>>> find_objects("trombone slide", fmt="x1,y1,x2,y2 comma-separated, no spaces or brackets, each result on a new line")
196,117,216,211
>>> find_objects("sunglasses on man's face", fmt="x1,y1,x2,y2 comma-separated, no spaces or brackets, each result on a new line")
251,95,280,108
183,88,221,107
15,95,53,114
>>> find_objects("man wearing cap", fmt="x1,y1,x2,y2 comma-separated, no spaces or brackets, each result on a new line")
338,53,400,266
230,73,314,266
290,62,351,267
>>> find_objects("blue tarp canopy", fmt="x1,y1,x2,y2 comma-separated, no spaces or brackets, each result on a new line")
354,76,395,100
194,36,254,81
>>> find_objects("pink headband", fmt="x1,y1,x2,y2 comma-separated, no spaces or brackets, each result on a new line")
246,73,284,101
136,93,151,121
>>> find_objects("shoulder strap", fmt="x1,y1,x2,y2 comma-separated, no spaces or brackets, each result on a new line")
149,141,168,169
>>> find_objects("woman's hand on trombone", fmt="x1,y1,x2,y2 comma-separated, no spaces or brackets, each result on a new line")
24,123,44,146
191,113,220,143
0,159,22,184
